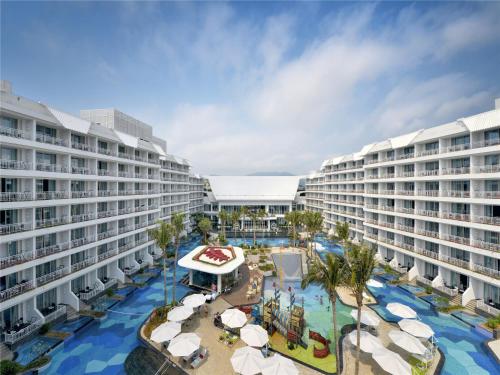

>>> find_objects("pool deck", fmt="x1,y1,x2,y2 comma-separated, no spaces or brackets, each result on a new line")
487,339,500,363
221,264,262,306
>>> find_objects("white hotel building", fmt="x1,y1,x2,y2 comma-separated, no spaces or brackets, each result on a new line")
306,100,500,314
0,81,203,344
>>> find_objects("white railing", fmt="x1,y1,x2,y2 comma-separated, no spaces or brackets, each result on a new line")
71,191,96,198
4,319,42,344
37,191,69,200
1,159,32,170
98,190,116,197
71,257,96,272
417,276,433,286
443,143,470,153
72,213,96,223
396,224,414,233
417,169,439,176
473,138,500,148
415,247,439,260
416,190,439,197
471,239,500,252
0,222,32,235
439,255,470,269
119,242,135,253
474,216,500,226
441,212,470,221
0,126,29,139
71,142,95,152
36,133,67,146
0,251,34,269
441,167,470,175
477,300,500,316
0,192,33,202
44,305,67,323
472,264,500,278
416,148,439,157
441,190,470,198
36,243,69,258
98,230,117,240
72,166,95,175
119,224,135,234
79,287,103,301
36,163,68,173
435,284,458,296
36,216,69,229
123,265,140,275
475,191,500,199
475,165,500,174
416,229,439,238
103,278,117,289
416,209,439,218
98,248,118,261
98,210,116,219
0,280,34,302
442,234,470,245
36,267,69,286
98,147,116,156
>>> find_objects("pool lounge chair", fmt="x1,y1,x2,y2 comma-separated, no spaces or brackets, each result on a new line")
190,347,208,368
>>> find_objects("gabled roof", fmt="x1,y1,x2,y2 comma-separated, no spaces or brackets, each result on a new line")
208,176,301,202
412,121,467,143
389,130,422,149
47,107,92,134
459,109,500,132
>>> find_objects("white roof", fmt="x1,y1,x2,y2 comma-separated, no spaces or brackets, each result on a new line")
178,246,245,275
208,176,301,202
47,106,92,134
389,130,422,149
459,109,500,132
114,130,139,148
412,121,467,143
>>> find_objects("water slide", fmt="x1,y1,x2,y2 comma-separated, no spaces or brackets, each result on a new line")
271,253,303,281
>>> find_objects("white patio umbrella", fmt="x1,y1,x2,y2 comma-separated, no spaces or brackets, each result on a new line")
182,293,206,308
230,346,264,375
398,319,434,339
167,332,201,357
261,353,298,375
388,330,427,355
150,321,181,343
386,302,417,319
221,308,247,328
167,305,194,322
240,324,269,347
350,309,381,327
372,348,412,375
367,279,383,288
348,330,384,353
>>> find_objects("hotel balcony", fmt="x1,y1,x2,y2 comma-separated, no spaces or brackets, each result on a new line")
118,152,134,160
441,234,470,246
71,257,96,272
415,149,439,157
396,224,414,233
0,280,35,302
397,153,414,161
414,247,439,260
0,222,33,235
473,138,500,148
37,191,70,200
4,319,42,344
123,264,140,275
415,229,439,238
98,190,116,197
44,305,67,324
36,133,68,147
71,236,95,248
72,166,95,175
379,221,395,229
416,190,439,197
442,143,470,153
441,212,470,222
441,167,470,175
397,190,415,196
0,192,33,202
35,216,69,229
416,275,433,286
435,284,458,296
1,159,32,170
441,190,470,198
36,266,70,286
98,169,115,177
396,242,415,251
416,209,439,218
397,171,415,178
135,221,148,230
475,165,500,174
37,163,69,173
395,207,414,215
71,191,96,199
97,230,117,241
473,216,500,226
118,242,135,253
98,147,117,156
471,264,500,279
439,254,470,269
475,191,500,199
380,190,395,195
417,169,439,177
477,300,500,317
98,210,117,219
0,251,34,270
118,207,134,215
98,248,118,261
36,243,70,259
471,239,500,252
71,142,96,153
72,212,96,223
119,224,135,234
0,126,29,139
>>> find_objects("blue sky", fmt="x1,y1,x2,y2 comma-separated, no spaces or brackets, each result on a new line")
2,1,500,175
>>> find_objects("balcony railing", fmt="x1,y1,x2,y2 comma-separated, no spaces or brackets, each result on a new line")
36,216,69,229
36,133,67,146
415,247,439,260
44,305,67,323
475,164,500,174
98,169,115,177
416,276,433,286
71,257,96,272
397,153,414,160
36,267,69,286
396,224,414,233
37,163,68,173
472,264,500,279
417,169,439,177
475,191,500,199
471,239,499,252
473,216,500,226
79,279,116,301
72,166,95,175
0,222,33,235
37,191,69,200
71,236,95,248
98,147,117,156
72,212,96,223
416,149,439,157
0,192,33,202
0,280,35,302
119,224,135,234
441,167,470,175
477,300,500,316
97,230,117,241
71,142,95,152
397,190,415,196
416,190,439,197
398,171,415,178
71,191,96,199
98,248,118,261
98,190,116,197
4,319,42,344
439,255,470,269
118,207,134,215
123,265,140,275
98,210,116,219
441,212,470,222
416,209,439,218
397,242,415,251
119,242,135,253
1,159,32,170
441,190,470,198
0,251,34,270
36,243,69,258
435,284,458,296
442,234,470,245
0,126,29,139
416,229,439,238
443,143,470,153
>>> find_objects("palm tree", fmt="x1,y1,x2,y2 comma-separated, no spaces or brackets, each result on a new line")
231,209,241,239
240,206,250,242
347,244,376,373
149,221,173,306
257,208,266,240
249,210,259,246
334,221,350,245
198,217,212,244
285,211,303,247
302,253,347,366
303,211,323,259
219,209,229,240
171,212,185,304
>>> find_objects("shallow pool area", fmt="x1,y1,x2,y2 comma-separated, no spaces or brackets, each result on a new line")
420,294,450,308
368,275,500,375
15,335,62,367
452,310,488,328
398,283,426,295
52,316,94,334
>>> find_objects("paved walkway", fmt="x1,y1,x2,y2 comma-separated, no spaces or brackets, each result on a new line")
487,339,500,362
222,264,262,306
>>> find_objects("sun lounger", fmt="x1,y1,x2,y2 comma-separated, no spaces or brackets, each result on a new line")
191,347,208,368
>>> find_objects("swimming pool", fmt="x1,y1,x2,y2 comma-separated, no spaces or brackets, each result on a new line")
42,235,202,374
15,335,62,367
451,311,488,328
52,316,94,334
420,294,450,309
398,284,426,295
368,276,500,375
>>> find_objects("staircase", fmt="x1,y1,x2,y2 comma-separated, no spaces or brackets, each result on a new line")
66,305,80,321
451,293,462,306
463,299,478,314
0,343,14,361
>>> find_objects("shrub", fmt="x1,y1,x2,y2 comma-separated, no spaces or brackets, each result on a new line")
24,356,50,371
259,255,267,262
425,286,433,294
145,305,172,338
39,323,51,335
105,288,115,297
437,305,463,313
258,264,274,272
486,315,500,329
0,360,22,375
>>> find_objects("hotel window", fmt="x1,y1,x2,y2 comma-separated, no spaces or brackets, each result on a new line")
71,180,85,192
36,124,56,138
37,288,57,312
425,181,439,191
36,260,56,278
37,152,57,166
451,180,469,192
71,204,84,216
425,201,439,212
1,147,17,161
425,221,439,233
425,161,439,171
98,140,108,150
37,179,55,192
36,207,56,221
71,133,84,145
98,161,108,171
425,141,439,151
2,178,17,192
450,226,469,239
403,182,414,191
484,205,500,218
451,203,469,214
485,231,499,244
1,116,18,130
0,210,18,225
71,157,85,168
484,256,500,271
485,129,500,144
425,241,439,253
484,284,500,306
402,146,414,156
98,223,108,234
451,158,470,168
36,233,56,250
403,200,414,209
450,247,469,261
386,150,394,159
485,180,499,192
451,135,470,146
485,154,499,166
71,228,85,241
425,263,438,278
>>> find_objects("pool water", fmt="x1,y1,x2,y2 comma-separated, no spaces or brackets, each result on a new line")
368,276,500,375
227,237,290,248
90,297,119,312
398,284,426,295
420,294,450,308
43,235,202,374
130,273,153,284
52,316,94,334
452,311,488,328
15,335,62,366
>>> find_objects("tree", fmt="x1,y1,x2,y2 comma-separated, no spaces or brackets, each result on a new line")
149,221,173,306
171,213,185,304
198,217,212,243
334,221,350,244
249,210,259,246
285,211,303,247
303,211,323,259
231,209,241,239
302,253,347,367
257,208,266,240
219,209,229,239
347,244,376,373
240,206,250,242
